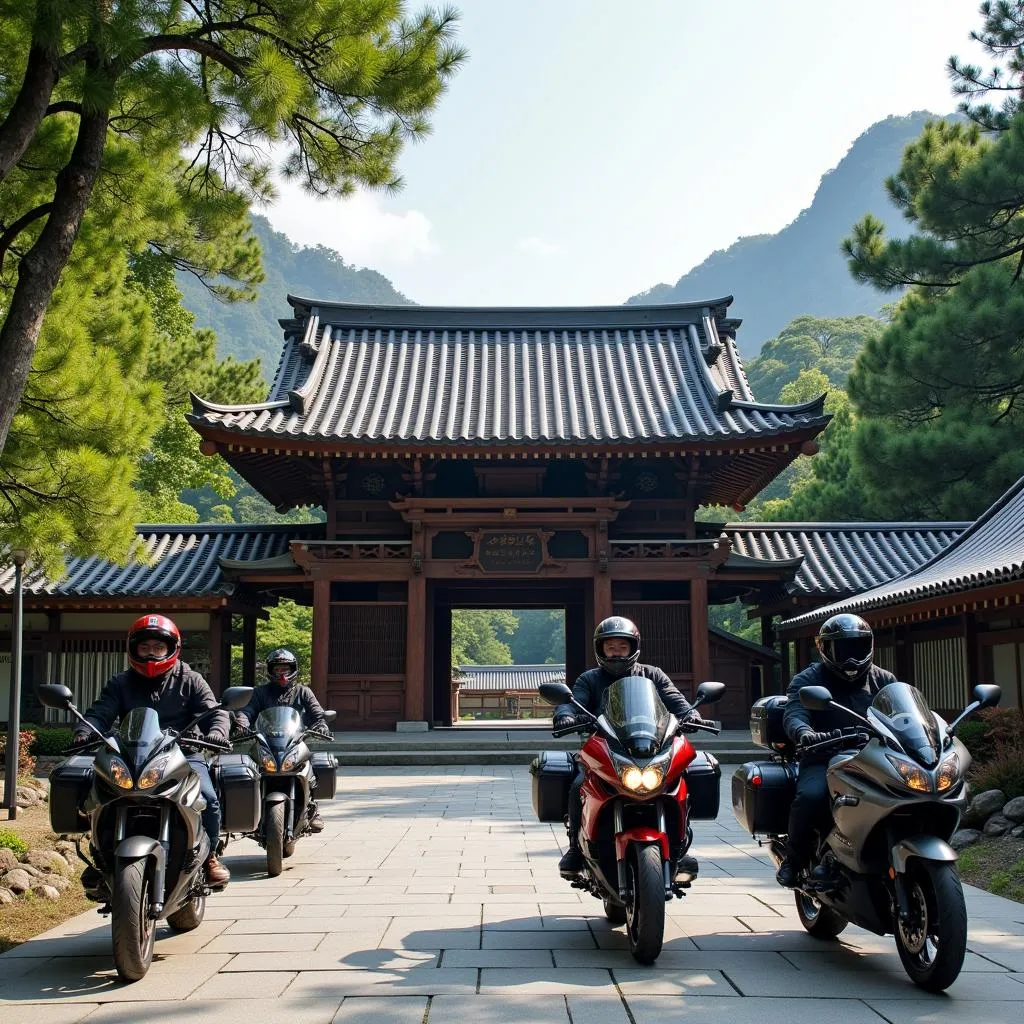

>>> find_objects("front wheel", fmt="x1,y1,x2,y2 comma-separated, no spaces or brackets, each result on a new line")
795,891,847,939
603,897,627,925
110,858,156,982
265,801,286,878
625,844,665,964
894,861,967,993
166,891,206,932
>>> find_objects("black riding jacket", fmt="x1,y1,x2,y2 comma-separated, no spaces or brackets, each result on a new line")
76,660,229,745
782,661,898,752
235,682,328,734
555,663,696,722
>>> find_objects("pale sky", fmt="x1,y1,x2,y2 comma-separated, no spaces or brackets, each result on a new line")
263,0,985,307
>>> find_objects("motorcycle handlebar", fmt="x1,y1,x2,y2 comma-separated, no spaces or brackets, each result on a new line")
180,738,231,754
679,720,721,735
796,728,870,759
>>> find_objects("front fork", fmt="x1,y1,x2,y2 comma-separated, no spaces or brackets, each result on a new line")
613,801,674,900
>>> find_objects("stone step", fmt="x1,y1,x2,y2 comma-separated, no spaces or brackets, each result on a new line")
332,748,761,767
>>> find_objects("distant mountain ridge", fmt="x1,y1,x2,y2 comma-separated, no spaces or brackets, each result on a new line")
628,112,946,355
178,214,410,373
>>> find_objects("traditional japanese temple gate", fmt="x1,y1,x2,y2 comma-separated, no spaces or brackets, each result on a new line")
184,296,829,728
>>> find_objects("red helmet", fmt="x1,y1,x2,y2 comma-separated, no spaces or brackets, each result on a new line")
127,614,181,680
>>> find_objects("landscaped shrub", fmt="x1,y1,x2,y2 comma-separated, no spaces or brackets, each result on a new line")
0,829,29,856
970,749,1024,800
24,727,75,757
0,730,37,779
956,720,987,760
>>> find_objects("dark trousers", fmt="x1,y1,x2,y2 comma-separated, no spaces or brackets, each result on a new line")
186,755,220,853
567,763,584,836
786,761,831,864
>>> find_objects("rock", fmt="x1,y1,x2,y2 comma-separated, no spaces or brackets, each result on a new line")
0,887,14,905
966,789,1007,826
31,883,60,901
1003,796,1024,823
16,862,39,877
983,814,1013,836
37,872,70,892
54,841,77,866
1,868,33,894
950,828,982,850
23,849,69,875
0,847,19,873
1009,824,1024,839
15,786,38,808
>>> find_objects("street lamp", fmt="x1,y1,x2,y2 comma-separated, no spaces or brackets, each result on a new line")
4,548,28,820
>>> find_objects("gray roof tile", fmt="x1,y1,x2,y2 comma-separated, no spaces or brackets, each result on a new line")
454,664,566,692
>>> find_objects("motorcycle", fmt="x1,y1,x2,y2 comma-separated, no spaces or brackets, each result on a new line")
226,706,337,876
538,676,725,964
732,679,1001,992
38,681,254,982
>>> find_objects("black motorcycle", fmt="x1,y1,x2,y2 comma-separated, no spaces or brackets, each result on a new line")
40,682,254,982
226,706,337,876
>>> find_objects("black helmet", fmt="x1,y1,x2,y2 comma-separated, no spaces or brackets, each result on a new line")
594,616,641,679
266,648,299,687
816,613,873,682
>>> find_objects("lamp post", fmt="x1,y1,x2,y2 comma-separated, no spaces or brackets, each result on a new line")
4,548,28,820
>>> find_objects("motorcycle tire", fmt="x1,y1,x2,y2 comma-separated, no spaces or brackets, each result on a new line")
284,837,296,858
625,844,665,964
266,801,286,878
111,857,156,982
795,891,847,939
166,891,206,932
603,898,627,925
894,860,967,993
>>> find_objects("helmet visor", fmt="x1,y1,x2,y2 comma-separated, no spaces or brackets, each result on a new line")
833,635,872,666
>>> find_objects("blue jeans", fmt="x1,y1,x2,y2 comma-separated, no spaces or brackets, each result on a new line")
186,755,220,853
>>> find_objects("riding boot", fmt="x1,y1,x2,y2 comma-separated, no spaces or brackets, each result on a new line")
558,829,584,875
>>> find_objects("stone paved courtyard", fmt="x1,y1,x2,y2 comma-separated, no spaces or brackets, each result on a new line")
1,767,1022,1022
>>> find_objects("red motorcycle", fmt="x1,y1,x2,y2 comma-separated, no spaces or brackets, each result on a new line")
538,676,725,963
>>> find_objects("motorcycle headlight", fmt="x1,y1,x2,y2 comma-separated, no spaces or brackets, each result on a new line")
935,752,962,793
280,755,299,772
886,754,931,793
261,755,277,773
137,755,171,791
103,756,134,790
617,761,665,794
621,766,643,791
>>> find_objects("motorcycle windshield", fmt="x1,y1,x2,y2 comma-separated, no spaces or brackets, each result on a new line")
601,675,671,758
870,682,941,768
118,706,164,767
255,706,303,753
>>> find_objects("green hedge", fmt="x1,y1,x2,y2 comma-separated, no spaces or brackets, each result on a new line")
24,726,75,756
955,721,987,760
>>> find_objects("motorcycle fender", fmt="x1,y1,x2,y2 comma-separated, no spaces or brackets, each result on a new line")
614,827,670,863
115,835,165,870
891,835,957,875
263,791,289,805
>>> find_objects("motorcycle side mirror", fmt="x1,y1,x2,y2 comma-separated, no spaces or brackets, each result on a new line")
220,686,255,711
324,710,337,723
539,682,573,706
35,683,74,709
973,684,1001,710
799,685,834,711
695,681,726,706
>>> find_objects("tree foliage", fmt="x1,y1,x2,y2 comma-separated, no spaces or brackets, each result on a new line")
0,0,466,463
506,609,565,664
451,609,517,667
838,3,1024,518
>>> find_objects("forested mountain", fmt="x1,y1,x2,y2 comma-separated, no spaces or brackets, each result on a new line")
178,215,411,371
628,113,945,355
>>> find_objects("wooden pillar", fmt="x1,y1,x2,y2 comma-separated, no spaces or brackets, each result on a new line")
207,610,231,696
963,613,978,705
690,577,709,687
312,580,330,707
780,639,792,689
895,624,912,683
242,614,258,686
404,573,427,722
593,571,612,625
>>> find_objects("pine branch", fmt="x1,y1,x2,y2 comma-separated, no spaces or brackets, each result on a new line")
0,203,54,272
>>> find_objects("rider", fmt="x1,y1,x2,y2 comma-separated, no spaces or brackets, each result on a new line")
233,648,331,833
776,612,898,888
72,614,232,888
552,615,714,875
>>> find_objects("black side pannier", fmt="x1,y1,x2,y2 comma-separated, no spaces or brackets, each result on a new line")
213,753,261,833
311,751,338,800
684,751,721,820
731,760,797,836
750,695,791,752
530,750,575,822
49,754,94,834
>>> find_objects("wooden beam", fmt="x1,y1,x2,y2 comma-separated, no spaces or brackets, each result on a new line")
690,577,709,686
312,580,330,706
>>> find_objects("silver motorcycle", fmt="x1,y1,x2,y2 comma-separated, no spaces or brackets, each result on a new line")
733,680,1001,992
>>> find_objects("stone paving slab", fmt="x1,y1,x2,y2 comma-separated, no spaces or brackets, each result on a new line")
1,768,1021,1023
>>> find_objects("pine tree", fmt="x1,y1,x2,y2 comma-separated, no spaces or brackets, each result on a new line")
0,1,466,460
